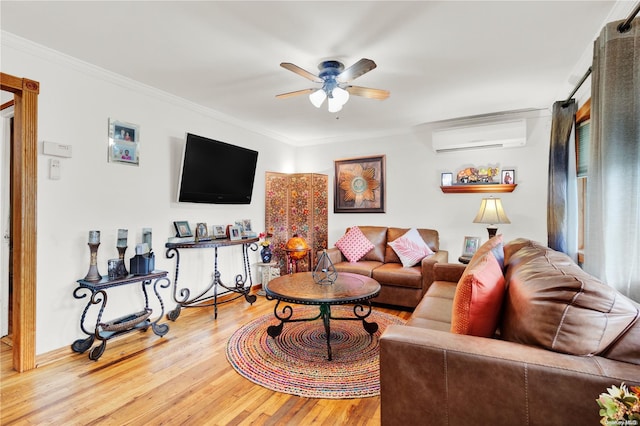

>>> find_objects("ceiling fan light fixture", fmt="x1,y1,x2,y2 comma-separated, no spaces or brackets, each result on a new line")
309,89,326,108
332,87,350,105
327,96,343,113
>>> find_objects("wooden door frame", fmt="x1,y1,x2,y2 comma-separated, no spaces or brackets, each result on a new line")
1,72,39,372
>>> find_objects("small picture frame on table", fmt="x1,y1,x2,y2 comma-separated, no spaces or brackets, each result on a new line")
441,172,453,186
501,169,515,185
462,236,481,257
195,223,210,242
229,225,242,241
173,221,192,238
212,225,227,239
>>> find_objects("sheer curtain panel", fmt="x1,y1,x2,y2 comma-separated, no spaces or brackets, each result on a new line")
585,17,640,301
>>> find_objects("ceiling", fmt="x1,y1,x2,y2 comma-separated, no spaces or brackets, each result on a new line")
0,1,627,146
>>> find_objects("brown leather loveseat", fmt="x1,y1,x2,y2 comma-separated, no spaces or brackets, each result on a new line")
380,237,640,425
325,226,448,308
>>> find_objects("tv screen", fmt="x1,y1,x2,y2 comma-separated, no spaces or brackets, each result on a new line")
178,133,259,204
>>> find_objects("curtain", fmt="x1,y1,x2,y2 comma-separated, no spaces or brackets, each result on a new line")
547,100,578,259
585,17,640,302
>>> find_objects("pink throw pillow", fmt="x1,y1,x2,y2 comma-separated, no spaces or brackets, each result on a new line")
388,228,434,267
335,226,375,263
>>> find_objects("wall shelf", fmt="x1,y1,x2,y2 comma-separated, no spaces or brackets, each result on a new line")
440,184,517,194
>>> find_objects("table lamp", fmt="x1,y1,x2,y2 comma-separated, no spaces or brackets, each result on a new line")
473,196,510,238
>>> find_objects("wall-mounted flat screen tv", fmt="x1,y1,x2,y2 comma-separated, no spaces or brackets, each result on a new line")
178,133,259,204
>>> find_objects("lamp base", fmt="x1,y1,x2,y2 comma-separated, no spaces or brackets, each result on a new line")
486,227,498,239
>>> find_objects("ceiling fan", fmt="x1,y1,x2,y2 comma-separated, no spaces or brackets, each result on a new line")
276,58,390,112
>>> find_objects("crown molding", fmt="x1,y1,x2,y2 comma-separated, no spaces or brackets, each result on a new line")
1,31,297,146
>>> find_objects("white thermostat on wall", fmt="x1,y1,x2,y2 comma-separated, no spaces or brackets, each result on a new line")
43,141,72,158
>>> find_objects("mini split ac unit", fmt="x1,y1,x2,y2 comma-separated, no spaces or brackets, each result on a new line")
432,119,527,153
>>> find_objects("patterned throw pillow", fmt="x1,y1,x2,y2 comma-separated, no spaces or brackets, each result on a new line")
388,228,434,267
335,226,375,263
450,235,506,337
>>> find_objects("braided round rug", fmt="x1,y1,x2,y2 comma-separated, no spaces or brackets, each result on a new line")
226,306,405,399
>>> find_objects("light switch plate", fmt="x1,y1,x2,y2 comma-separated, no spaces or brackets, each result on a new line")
49,158,61,180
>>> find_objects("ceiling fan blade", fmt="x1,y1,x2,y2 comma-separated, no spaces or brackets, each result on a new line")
280,63,322,83
275,88,316,99
337,58,377,82
346,86,390,100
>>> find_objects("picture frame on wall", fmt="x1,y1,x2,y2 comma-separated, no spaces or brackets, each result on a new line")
334,155,386,213
441,172,453,186
108,118,140,166
501,169,515,184
462,236,481,257
173,221,192,238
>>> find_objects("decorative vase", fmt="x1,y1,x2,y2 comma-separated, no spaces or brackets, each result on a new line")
260,246,272,263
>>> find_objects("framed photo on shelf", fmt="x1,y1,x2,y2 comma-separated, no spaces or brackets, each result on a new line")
108,118,140,166
334,155,386,213
195,223,209,242
501,169,515,185
173,221,192,238
441,172,453,186
462,236,481,257
242,219,252,233
228,225,242,241
212,225,227,239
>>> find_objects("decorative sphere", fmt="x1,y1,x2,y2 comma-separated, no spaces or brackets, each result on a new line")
285,235,310,260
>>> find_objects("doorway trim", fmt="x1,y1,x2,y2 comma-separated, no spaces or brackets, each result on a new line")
1,72,39,372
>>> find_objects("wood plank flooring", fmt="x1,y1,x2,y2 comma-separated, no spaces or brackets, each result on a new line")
1,292,410,425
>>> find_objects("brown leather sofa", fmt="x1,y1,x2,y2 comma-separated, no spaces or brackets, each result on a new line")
325,226,448,308
380,238,640,425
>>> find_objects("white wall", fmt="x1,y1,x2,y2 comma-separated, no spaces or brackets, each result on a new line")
2,33,552,356
296,110,552,255
2,35,295,354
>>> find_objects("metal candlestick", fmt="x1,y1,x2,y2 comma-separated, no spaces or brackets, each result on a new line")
84,243,102,282
117,246,128,276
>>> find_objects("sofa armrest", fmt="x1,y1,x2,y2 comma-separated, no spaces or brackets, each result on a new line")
380,325,640,425
322,247,345,265
433,262,466,282
420,250,448,292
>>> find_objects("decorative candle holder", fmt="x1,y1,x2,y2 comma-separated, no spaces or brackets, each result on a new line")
117,245,128,276
84,242,102,282
313,249,337,285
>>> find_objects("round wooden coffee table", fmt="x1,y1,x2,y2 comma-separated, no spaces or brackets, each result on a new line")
264,272,381,360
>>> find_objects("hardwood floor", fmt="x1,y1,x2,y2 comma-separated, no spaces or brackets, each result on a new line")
1,292,410,425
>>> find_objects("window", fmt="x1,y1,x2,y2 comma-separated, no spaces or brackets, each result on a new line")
575,99,590,265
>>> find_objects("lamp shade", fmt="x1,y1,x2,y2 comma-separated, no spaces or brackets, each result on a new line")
473,197,511,225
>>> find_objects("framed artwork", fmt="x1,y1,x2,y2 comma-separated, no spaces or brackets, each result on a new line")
173,221,192,238
229,225,242,241
212,225,227,239
108,118,140,166
334,155,386,213
462,236,481,257
501,169,515,185
195,223,209,241
441,172,453,186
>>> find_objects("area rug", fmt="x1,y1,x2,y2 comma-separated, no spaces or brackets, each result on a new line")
226,306,405,399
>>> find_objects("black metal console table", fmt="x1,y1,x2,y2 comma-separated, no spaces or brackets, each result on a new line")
71,270,170,361
165,237,259,320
